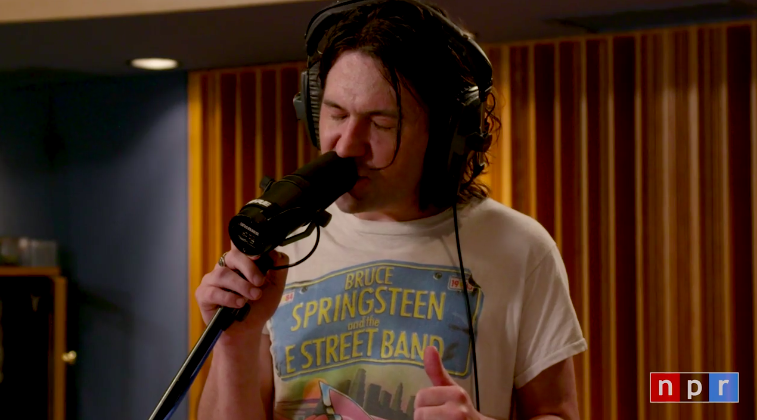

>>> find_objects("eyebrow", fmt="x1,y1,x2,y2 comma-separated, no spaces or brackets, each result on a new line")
322,99,399,119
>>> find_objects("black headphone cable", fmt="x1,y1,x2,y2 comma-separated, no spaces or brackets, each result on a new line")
452,203,480,411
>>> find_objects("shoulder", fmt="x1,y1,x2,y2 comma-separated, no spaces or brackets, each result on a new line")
465,199,555,250
461,198,559,278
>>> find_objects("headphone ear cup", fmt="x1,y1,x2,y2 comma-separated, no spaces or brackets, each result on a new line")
443,85,492,200
307,62,323,149
445,87,482,178
293,63,323,149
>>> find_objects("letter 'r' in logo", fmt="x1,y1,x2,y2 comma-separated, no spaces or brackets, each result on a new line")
650,372,739,403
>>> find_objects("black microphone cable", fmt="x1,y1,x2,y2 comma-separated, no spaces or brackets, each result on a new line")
271,224,321,270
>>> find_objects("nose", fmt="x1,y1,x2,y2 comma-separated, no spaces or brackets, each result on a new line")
332,118,369,159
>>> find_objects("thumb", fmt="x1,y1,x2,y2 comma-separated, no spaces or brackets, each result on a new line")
267,251,289,286
424,345,455,387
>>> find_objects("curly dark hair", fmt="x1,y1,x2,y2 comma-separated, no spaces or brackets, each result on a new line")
315,0,500,210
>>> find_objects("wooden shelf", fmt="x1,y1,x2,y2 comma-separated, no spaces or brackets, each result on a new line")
0,266,61,277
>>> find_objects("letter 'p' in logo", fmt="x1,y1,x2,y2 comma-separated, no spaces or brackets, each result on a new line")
650,373,739,403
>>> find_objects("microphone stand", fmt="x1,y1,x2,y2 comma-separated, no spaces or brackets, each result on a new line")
148,211,331,420
147,254,272,420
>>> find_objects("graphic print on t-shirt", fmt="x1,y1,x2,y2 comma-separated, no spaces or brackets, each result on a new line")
269,260,484,420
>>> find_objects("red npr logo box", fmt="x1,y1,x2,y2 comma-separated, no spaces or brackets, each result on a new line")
650,372,739,403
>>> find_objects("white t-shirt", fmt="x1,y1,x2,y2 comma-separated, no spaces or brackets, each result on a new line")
264,198,587,420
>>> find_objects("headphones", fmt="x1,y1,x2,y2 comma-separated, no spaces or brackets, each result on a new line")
293,0,494,197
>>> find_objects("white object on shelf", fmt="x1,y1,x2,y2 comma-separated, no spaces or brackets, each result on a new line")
29,240,58,267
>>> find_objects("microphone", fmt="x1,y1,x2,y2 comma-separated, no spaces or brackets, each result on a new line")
229,150,358,258
147,151,357,420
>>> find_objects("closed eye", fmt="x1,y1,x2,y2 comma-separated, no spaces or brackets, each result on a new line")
373,122,393,130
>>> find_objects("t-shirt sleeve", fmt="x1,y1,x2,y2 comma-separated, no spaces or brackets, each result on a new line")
514,244,587,389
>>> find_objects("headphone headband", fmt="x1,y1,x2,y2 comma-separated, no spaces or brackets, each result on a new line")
302,0,493,101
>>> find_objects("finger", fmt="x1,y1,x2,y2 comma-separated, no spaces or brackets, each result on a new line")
230,240,260,260
271,249,289,270
219,269,263,301
424,345,455,387
202,286,248,309
223,249,265,286
229,241,260,260
414,405,462,420
414,386,467,408
255,249,285,285
267,250,290,287
207,267,260,301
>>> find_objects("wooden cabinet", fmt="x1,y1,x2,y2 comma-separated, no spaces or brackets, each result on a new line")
0,267,71,420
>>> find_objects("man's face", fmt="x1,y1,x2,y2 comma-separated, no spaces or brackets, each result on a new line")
319,50,430,219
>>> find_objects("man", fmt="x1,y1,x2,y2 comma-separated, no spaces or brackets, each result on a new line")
195,1,587,419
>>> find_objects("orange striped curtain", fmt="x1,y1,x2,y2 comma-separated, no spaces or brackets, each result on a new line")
187,21,757,420
482,21,756,420
187,62,317,420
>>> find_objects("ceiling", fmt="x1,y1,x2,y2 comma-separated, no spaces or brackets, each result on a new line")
0,0,754,87
0,0,314,24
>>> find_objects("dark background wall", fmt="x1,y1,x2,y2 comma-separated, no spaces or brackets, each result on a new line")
0,85,57,239
0,72,190,420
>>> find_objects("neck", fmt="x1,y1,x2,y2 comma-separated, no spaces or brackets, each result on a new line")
352,201,447,222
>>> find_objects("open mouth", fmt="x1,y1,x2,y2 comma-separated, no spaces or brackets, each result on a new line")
351,176,370,191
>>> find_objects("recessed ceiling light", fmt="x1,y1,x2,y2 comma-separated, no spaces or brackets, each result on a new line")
130,58,179,70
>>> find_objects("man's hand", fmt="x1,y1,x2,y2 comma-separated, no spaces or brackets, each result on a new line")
195,242,289,339
414,346,484,420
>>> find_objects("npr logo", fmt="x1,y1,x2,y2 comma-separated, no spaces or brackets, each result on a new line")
650,373,739,403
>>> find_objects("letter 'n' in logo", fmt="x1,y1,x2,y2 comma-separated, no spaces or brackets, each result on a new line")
650,373,680,402
650,372,739,403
